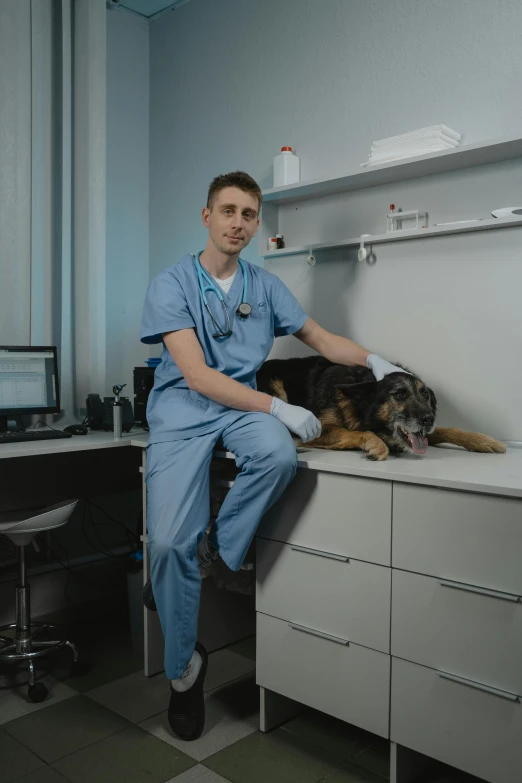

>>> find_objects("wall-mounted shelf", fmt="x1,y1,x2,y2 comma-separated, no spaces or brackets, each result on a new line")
262,216,522,259
262,133,522,206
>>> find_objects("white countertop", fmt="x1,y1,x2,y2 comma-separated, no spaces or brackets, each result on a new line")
292,445,522,498
2,431,518,498
130,435,522,498
0,429,145,460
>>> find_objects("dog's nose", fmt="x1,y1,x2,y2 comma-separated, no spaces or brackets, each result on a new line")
420,414,434,428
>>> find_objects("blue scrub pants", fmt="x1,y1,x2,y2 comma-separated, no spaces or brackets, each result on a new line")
145,411,297,680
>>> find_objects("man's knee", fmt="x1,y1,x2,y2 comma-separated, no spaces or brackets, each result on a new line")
255,435,297,478
149,529,191,563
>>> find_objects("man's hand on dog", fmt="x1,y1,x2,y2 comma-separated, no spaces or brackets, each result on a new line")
270,397,322,443
366,354,410,382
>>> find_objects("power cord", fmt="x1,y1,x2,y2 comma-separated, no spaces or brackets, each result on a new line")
85,499,139,551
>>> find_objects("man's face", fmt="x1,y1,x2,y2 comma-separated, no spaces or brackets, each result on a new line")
203,187,260,256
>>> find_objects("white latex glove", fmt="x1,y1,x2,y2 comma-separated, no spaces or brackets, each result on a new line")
270,397,322,443
366,353,411,382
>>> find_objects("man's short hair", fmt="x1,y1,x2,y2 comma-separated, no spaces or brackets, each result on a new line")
207,171,262,214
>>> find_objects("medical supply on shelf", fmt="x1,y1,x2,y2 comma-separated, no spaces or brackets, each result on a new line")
491,206,522,218
276,234,285,249
362,125,461,167
268,237,278,251
273,146,300,188
433,219,485,227
386,207,428,233
358,234,371,262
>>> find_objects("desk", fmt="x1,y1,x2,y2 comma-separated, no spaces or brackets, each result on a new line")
0,431,145,513
7,431,520,782
0,431,255,672
0,429,143,460
252,445,522,783
134,440,522,783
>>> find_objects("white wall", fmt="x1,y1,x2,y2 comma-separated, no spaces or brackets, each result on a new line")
106,8,150,397
148,0,522,439
149,0,522,273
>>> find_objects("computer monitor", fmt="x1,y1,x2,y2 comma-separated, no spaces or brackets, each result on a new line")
0,346,60,432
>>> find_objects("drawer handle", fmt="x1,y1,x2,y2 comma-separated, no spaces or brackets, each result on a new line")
437,579,520,603
437,671,519,702
289,622,349,646
291,544,349,563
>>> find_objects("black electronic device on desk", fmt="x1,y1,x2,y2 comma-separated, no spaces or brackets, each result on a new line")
133,366,155,429
0,345,73,444
85,392,134,432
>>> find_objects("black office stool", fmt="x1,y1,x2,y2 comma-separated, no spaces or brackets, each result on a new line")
0,500,84,702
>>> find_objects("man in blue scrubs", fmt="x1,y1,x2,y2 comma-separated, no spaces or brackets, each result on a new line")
141,171,404,740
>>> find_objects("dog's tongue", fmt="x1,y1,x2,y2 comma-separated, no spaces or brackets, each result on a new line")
408,432,428,454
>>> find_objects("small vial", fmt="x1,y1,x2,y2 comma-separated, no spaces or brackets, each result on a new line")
276,234,285,249
268,237,278,251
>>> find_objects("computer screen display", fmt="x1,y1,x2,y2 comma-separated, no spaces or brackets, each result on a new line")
0,346,60,416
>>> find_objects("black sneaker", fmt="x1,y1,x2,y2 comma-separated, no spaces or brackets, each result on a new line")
142,578,157,611
168,642,208,741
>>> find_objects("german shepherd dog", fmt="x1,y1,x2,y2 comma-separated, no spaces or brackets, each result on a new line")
256,357,506,461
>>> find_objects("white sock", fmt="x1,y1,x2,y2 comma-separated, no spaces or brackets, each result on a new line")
171,649,202,692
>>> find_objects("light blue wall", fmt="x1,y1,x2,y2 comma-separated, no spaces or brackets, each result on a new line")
149,0,522,277
106,9,150,394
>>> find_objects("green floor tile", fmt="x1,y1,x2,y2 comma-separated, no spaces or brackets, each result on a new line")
414,761,486,783
38,595,143,694
172,765,234,782
204,728,346,783
52,725,195,783
50,625,143,693
226,636,256,662
281,708,375,762
0,727,44,783
322,759,388,782
13,767,70,783
2,694,130,763
352,738,390,778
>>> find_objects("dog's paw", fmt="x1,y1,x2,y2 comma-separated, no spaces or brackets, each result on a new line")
363,434,389,461
465,433,506,453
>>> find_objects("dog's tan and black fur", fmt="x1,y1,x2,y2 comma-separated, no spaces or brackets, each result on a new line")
256,356,506,461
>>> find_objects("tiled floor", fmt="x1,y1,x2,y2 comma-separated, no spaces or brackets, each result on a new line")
0,600,485,783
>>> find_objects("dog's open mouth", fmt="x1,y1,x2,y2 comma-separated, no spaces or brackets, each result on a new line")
399,427,428,455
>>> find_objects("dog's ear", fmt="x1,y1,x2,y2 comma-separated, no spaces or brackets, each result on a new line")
427,387,437,414
335,381,379,401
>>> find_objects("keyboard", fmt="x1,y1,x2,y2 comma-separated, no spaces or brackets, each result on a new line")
0,430,73,444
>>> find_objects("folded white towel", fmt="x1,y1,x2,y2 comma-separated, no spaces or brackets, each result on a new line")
362,140,460,167
370,134,459,153
372,125,461,146
368,140,458,161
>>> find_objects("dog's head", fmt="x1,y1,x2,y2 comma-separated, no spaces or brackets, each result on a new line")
337,370,437,455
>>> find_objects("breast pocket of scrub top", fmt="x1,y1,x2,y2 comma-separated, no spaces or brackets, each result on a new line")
247,300,273,354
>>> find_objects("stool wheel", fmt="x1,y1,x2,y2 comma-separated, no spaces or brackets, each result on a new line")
69,658,90,677
28,682,48,703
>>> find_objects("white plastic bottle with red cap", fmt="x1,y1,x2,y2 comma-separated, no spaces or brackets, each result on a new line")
273,146,300,188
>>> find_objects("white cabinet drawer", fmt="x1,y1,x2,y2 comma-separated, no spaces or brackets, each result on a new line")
257,470,391,566
392,569,522,695
393,484,522,593
257,539,390,653
257,612,390,738
391,656,522,783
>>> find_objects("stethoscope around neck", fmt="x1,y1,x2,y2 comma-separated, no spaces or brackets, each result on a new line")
192,251,252,338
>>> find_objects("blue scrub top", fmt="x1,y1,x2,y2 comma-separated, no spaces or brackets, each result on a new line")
140,253,308,443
